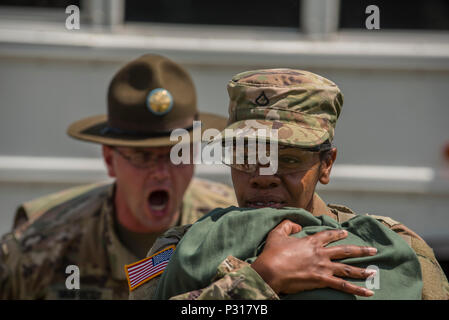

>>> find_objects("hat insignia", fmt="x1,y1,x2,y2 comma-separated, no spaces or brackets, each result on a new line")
255,91,269,106
146,88,173,116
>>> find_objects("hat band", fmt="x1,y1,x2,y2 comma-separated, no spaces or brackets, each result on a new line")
102,113,199,138
100,124,194,138
231,107,333,132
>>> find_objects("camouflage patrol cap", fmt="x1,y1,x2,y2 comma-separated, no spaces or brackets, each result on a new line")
221,69,343,148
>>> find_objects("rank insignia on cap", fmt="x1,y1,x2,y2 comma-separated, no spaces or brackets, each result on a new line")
146,88,173,115
255,91,269,106
124,245,175,291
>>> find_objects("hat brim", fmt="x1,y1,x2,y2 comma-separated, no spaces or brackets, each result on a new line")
67,113,227,147
212,119,330,148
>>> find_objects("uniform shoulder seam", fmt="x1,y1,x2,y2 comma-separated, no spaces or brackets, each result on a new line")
16,181,111,226
13,183,112,243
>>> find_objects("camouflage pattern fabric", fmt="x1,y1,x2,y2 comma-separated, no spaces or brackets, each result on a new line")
129,194,449,300
219,69,343,148
171,256,278,300
0,178,237,299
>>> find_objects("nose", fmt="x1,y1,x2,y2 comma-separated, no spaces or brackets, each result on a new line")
249,172,281,189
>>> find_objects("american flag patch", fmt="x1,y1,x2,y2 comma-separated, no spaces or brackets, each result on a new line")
124,245,175,291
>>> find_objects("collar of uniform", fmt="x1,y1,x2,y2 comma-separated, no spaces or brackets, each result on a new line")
101,183,139,280
311,193,338,220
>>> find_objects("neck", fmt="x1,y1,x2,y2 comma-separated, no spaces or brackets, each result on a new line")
115,219,162,259
309,193,337,220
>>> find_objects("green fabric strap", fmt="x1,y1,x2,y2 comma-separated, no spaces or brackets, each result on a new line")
154,206,423,300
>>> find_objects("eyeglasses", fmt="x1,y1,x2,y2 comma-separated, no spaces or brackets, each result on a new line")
222,144,330,175
113,147,174,169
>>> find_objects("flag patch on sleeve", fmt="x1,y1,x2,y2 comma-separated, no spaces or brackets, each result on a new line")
124,245,175,291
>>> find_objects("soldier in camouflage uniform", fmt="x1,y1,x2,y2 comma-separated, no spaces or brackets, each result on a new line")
130,69,449,300
0,54,237,299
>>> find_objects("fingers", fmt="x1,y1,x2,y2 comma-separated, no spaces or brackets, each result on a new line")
319,275,374,297
325,245,377,259
332,263,377,279
311,229,348,246
271,219,302,237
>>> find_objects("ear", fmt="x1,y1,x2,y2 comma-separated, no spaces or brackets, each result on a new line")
318,148,337,185
102,145,117,177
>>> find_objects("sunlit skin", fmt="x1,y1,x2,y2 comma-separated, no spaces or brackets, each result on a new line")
231,147,335,211
231,146,377,297
102,145,194,233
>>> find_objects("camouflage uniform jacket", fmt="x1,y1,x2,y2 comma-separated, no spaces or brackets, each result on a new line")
0,178,237,299
129,194,449,300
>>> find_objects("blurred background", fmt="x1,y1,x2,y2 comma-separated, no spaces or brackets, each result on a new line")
0,0,448,275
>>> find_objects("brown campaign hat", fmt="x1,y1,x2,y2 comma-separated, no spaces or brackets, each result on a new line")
67,54,226,147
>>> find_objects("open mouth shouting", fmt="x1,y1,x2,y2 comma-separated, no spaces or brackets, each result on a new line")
147,189,171,218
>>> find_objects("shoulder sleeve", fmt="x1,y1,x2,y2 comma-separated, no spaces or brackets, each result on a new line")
368,214,449,300
13,182,112,229
1,228,72,300
129,225,192,300
0,235,13,299
170,256,279,300
408,235,449,300
0,233,26,299
128,228,278,300
128,272,161,300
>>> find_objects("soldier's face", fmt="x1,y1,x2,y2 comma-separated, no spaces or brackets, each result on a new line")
102,145,194,233
231,147,337,212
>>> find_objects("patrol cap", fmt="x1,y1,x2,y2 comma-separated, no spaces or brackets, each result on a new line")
67,54,226,147
220,68,343,148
